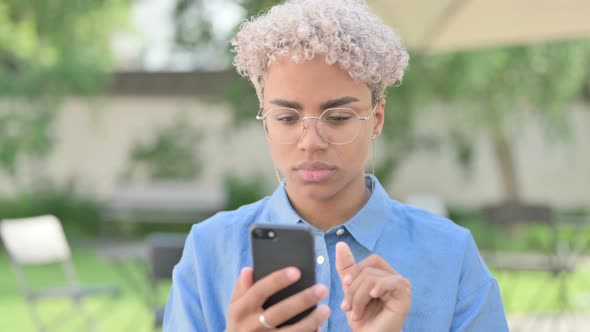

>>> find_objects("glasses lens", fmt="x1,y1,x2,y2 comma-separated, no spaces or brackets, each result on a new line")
264,108,302,144
319,108,360,144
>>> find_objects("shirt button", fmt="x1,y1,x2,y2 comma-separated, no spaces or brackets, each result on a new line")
336,228,345,236
316,255,325,265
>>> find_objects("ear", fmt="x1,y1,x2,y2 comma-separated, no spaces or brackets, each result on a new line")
372,99,386,137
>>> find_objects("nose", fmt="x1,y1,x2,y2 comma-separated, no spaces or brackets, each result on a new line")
297,118,329,150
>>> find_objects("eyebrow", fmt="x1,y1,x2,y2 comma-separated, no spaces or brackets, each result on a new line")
321,97,360,109
269,99,303,110
269,96,360,110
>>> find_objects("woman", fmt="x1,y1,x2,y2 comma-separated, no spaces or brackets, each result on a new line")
164,1,509,331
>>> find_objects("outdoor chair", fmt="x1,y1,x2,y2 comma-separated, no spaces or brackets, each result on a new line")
145,232,186,329
481,203,578,331
0,215,121,332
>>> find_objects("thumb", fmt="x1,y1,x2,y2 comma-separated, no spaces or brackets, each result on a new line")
230,267,253,302
335,242,356,286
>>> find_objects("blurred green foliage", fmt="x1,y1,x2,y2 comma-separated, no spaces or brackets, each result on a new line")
451,209,590,254
385,41,590,194
0,178,103,234
173,0,278,49
0,0,129,186
172,0,278,210
122,117,203,182
224,173,269,210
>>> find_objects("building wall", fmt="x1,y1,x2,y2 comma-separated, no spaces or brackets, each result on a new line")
1,96,588,209
389,103,590,208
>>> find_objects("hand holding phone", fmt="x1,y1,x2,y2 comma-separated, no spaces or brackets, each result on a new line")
225,224,331,331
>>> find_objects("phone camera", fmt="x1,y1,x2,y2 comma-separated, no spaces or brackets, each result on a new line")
254,228,265,238
253,227,280,240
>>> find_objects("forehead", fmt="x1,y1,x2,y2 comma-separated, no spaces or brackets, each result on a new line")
263,55,371,103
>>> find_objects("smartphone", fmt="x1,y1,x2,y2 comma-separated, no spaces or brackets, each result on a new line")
250,223,317,327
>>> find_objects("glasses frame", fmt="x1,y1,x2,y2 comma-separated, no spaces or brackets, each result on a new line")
256,103,378,145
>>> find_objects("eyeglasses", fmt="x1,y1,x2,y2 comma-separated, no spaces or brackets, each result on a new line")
255,103,377,145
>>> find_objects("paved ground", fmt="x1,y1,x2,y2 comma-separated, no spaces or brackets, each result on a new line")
508,312,590,332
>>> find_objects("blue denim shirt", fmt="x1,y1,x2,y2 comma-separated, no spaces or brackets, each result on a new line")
164,175,509,331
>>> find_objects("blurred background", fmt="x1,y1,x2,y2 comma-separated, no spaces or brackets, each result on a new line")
1,0,589,331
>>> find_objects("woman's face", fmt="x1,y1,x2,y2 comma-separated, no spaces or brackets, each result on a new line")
262,55,385,202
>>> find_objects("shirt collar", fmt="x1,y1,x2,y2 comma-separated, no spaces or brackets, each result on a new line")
266,174,391,251
267,179,302,226
343,175,391,251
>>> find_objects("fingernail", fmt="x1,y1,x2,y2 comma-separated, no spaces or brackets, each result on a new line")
341,300,350,311
286,267,300,281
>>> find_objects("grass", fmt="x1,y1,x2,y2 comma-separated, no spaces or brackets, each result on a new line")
1,244,589,332
496,269,590,314
0,247,163,332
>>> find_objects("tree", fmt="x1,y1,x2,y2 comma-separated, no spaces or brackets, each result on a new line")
390,41,590,202
0,0,129,190
172,0,284,127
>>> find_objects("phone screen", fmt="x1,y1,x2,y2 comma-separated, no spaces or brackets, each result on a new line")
250,224,317,327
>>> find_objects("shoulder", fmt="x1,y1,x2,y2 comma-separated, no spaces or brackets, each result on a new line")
385,201,496,288
188,196,272,243
390,199,471,243
386,199,480,274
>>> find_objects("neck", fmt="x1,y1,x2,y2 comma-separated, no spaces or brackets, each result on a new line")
286,174,371,232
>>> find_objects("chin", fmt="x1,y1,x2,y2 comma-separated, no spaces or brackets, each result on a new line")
288,177,340,201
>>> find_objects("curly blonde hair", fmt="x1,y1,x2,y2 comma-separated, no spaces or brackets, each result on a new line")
231,0,410,105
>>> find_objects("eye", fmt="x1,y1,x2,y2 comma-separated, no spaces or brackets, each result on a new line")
323,110,355,125
270,110,300,125
326,115,352,121
276,116,299,123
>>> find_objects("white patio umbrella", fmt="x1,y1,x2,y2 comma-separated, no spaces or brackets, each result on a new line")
369,0,590,53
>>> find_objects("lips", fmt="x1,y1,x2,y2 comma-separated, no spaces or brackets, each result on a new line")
294,161,336,182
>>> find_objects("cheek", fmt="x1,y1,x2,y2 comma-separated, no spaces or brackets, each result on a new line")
336,141,371,167
267,144,291,166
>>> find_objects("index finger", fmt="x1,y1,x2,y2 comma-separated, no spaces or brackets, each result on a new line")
242,267,301,308
336,243,398,288
335,242,357,287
